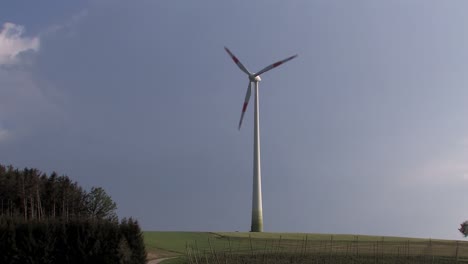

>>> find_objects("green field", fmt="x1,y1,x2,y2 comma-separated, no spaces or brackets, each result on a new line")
144,232,219,259
144,232,468,263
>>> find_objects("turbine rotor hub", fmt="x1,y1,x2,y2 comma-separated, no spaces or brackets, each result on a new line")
250,75,261,82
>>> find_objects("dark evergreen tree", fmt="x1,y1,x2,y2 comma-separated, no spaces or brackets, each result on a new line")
120,218,147,264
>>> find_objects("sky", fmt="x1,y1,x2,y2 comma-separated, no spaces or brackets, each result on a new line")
1,0,468,240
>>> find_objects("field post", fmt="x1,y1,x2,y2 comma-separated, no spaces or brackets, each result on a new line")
304,235,308,257
406,240,410,261
429,238,433,262
373,243,376,264
381,237,384,259
380,236,385,260
278,235,282,254
356,235,359,258
329,235,334,263
431,240,434,264
249,234,254,258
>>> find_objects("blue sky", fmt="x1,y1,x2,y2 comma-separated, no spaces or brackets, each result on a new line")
1,0,468,240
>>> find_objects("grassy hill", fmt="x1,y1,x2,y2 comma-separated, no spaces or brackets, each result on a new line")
144,232,219,259
144,231,468,263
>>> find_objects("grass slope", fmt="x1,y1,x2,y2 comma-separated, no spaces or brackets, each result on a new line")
144,231,461,263
144,232,220,258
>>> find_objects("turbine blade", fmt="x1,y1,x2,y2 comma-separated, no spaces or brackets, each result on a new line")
238,82,252,130
254,54,298,77
224,47,251,75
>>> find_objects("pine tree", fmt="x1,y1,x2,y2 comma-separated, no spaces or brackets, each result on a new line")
121,217,147,264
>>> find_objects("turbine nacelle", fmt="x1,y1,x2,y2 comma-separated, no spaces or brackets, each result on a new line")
250,75,261,82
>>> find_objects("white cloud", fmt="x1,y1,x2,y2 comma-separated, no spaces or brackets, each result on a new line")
0,22,67,144
0,22,39,65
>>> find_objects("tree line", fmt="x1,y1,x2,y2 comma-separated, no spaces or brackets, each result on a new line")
0,164,116,221
0,164,146,263
0,217,146,264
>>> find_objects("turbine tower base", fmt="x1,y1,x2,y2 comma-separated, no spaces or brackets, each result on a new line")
250,210,263,232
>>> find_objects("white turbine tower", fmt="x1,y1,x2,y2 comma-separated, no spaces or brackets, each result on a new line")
225,47,297,232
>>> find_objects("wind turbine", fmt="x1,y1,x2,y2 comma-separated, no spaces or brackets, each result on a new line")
224,47,297,232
